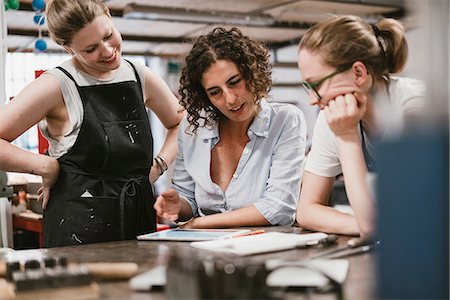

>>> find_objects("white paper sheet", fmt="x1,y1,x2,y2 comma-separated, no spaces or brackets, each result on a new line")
190,232,328,255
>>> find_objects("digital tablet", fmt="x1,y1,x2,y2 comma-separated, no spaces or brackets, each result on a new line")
137,228,251,241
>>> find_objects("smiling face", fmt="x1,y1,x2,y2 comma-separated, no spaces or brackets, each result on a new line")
65,14,122,78
201,60,258,125
298,49,357,109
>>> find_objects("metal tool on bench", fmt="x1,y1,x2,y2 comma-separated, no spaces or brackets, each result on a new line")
0,253,139,299
0,255,139,281
310,237,380,260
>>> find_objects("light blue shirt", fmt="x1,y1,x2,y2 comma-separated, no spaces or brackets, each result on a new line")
172,99,306,225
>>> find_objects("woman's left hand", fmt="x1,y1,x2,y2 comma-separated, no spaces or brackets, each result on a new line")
323,92,367,138
37,156,60,209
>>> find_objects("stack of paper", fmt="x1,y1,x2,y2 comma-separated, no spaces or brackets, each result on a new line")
190,232,328,256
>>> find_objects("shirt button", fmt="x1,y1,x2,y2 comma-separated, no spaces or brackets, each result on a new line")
233,173,238,179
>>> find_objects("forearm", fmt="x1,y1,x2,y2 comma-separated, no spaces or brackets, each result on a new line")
336,134,375,238
150,126,179,182
155,126,178,165
297,202,359,235
0,139,55,176
184,205,269,229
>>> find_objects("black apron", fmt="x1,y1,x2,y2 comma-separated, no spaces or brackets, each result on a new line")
43,61,156,247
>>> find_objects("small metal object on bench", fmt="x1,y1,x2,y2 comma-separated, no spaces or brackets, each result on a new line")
0,255,100,299
7,256,92,292
310,237,380,260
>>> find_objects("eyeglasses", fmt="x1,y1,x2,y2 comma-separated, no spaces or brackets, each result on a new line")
301,66,351,100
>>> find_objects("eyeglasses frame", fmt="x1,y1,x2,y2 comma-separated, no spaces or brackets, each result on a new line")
301,65,352,100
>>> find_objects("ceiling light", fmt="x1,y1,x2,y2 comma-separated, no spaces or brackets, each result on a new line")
123,4,275,27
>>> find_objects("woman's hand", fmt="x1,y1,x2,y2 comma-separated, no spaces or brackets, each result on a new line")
37,157,60,209
153,188,182,221
323,92,367,138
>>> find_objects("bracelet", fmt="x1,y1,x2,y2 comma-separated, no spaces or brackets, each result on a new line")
154,155,168,176
156,155,168,172
173,217,194,226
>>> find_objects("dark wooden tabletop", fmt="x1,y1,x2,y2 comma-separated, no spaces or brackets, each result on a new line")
3,226,376,300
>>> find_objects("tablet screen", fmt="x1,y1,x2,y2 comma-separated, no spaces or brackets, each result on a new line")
137,228,251,241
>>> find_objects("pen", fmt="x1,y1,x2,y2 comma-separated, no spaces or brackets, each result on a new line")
311,240,380,260
232,229,266,238
317,244,372,259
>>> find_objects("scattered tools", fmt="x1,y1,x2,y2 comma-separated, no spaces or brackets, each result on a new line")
0,254,139,300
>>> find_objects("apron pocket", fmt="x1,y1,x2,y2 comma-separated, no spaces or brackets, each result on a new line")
63,196,120,244
102,120,153,170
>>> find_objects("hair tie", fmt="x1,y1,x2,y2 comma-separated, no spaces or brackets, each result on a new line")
371,24,387,61
371,24,381,37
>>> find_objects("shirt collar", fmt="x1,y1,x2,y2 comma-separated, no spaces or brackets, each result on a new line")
249,98,270,138
196,98,271,140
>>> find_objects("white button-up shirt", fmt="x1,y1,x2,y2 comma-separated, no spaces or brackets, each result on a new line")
172,99,306,225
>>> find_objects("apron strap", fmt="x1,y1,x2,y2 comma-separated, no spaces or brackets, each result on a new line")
56,66,80,87
119,177,148,240
124,59,142,88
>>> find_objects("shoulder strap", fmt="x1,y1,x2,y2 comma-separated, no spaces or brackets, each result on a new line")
55,66,79,86
124,59,142,87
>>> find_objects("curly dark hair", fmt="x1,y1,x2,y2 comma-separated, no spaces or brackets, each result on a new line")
179,27,272,134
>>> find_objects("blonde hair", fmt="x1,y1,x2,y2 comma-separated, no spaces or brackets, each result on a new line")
299,15,408,79
46,0,111,46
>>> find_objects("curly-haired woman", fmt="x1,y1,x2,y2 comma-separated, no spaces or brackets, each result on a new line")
154,27,307,228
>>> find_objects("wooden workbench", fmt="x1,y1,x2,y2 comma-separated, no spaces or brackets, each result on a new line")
2,226,375,299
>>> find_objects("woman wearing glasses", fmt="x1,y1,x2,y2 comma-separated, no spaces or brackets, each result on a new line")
296,15,425,239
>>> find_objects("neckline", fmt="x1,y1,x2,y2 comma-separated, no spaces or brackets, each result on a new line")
71,58,121,82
